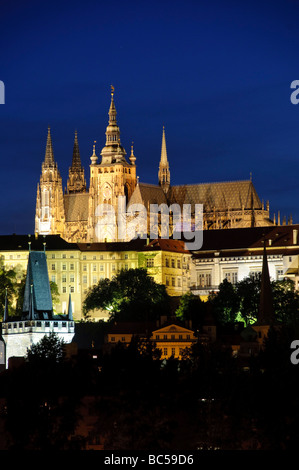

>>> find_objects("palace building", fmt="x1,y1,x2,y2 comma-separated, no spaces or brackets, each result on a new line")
34,87,274,245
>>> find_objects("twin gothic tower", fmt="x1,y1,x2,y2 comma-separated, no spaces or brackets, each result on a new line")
35,88,171,243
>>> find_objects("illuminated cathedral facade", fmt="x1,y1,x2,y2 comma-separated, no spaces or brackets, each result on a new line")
35,88,274,244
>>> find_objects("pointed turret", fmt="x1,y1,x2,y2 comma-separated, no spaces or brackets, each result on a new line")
158,126,170,193
67,130,86,193
90,140,98,165
129,142,136,165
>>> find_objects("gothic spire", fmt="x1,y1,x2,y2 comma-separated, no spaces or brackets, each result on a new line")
256,242,275,326
67,291,73,321
71,130,83,169
67,130,86,193
158,126,170,193
160,126,168,165
44,126,55,166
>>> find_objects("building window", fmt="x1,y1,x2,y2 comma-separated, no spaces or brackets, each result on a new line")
276,269,284,280
164,334,167,339
121,337,125,342
224,271,238,284
125,254,128,260
111,337,115,342
83,275,87,284
178,278,181,287
146,258,154,268
51,254,55,259
171,348,175,356
51,264,55,271
51,275,56,283
70,264,74,270
62,286,66,293
165,258,169,267
166,276,169,286
179,334,182,340
70,286,74,293
93,265,97,271
100,264,104,272
172,277,175,287
93,276,97,284
70,274,74,283
171,259,175,268
112,264,116,272
83,265,87,271
163,348,167,356
62,254,66,259
177,259,181,269
93,256,96,260
198,272,212,287
62,274,66,283
156,335,160,340
62,264,66,271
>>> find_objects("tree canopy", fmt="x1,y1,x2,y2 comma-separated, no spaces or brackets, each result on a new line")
26,332,65,365
83,268,169,322
209,275,299,327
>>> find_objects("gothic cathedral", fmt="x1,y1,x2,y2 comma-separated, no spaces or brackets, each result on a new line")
35,87,274,244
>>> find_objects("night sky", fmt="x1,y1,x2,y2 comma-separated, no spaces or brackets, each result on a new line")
1,0,299,235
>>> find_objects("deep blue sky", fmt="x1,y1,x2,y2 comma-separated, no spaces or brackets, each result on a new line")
1,0,299,234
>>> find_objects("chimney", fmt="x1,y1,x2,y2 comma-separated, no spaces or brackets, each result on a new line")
293,229,298,245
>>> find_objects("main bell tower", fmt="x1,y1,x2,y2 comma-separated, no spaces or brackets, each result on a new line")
88,86,137,242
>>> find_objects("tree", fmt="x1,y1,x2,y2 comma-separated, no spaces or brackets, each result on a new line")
83,268,169,321
209,278,240,326
236,274,261,326
0,260,17,320
271,278,299,326
26,332,65,365
175,291,206,329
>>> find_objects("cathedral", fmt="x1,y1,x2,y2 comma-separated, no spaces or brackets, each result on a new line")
35,87,274,244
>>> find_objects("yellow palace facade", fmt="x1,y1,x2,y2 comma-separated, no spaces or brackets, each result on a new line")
0,234,191,321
